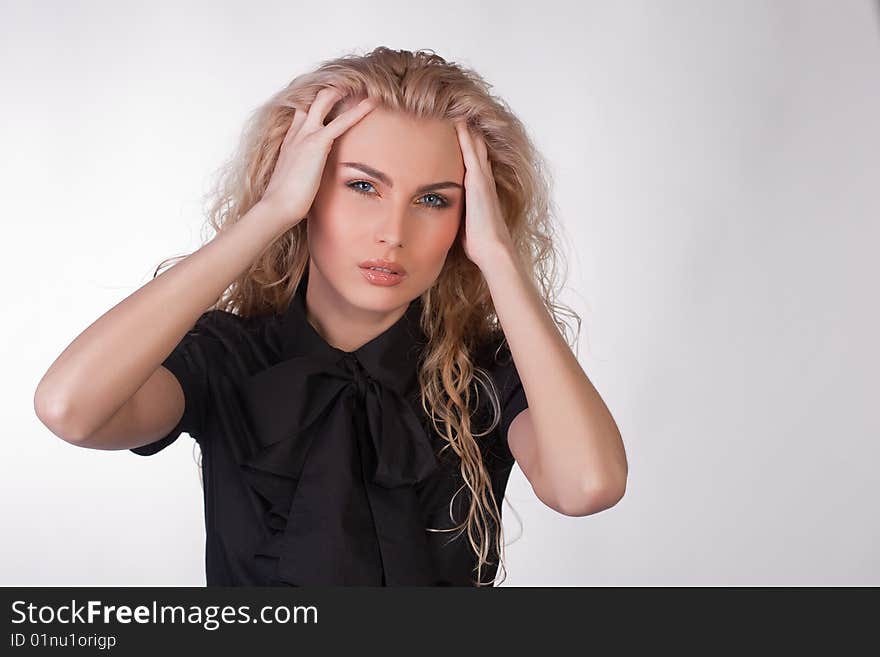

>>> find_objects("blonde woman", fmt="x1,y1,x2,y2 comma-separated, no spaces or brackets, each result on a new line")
35,47,627,587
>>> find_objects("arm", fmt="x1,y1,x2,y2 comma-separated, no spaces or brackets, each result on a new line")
482,245,627,517
453,120,627,517
35,88,379,449
34,200,287,447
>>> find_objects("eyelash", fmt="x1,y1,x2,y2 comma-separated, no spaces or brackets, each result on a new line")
346,180,450,210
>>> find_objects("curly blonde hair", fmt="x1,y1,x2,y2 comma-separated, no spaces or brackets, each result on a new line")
155,46,580,586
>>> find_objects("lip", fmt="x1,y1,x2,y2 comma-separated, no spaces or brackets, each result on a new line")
360,267,405,286
358,258,407,275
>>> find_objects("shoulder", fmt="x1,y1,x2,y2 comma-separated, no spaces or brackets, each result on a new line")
471,331,516,375
469,331,524,406
178,308,284,376
189,308,274,334
470,332,527,465
190,307,282,335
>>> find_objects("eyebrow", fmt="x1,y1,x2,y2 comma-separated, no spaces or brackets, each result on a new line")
339,161,463,195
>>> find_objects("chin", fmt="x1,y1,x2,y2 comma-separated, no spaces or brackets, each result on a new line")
352,268,416,308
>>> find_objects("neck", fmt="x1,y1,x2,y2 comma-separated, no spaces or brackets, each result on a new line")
304,261,410,353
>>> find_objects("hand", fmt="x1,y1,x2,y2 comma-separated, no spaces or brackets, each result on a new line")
454,120,515,270
259,88,380,230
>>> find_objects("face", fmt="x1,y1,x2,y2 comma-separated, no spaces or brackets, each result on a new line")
305,98,464,317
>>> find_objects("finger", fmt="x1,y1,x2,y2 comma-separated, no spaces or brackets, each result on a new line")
473,132,490,172
302,87,344,133
322,96,380,140
472,134,491,182
457,122,492,178
475,134,497,187
455,120,482,175
281,107,308,149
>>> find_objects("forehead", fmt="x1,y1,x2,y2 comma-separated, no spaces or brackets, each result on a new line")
329,104,463,179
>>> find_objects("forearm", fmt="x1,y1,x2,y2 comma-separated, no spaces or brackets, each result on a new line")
34,200,287,440
480,244,627,501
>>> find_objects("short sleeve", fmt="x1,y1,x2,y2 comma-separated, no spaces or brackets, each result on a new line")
479,337,530,462
129,309,267,456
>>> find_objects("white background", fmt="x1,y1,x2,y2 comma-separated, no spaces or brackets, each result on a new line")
2,0,877,585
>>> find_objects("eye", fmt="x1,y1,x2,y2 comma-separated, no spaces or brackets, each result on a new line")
420,193,449,209
347,180,375,196
346,180,450,210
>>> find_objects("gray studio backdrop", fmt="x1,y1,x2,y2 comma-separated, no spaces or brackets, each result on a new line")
3,0,877,585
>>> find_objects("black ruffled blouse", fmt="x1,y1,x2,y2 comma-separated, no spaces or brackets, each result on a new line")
130,271,529,586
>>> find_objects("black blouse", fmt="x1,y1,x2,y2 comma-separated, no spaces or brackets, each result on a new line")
130,272,529,586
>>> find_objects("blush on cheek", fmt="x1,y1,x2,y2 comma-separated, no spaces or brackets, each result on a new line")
437,217,463,251
418,228,459,277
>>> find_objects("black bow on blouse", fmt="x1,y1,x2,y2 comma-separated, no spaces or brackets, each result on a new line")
235,274,441,585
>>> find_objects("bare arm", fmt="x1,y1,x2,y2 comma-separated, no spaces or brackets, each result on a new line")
34,200,288,448
34,89,379,450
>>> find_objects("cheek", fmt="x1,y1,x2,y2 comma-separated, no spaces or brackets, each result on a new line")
413,215,461,263
307,199,362,256
439,216,462,251
307,217,345,270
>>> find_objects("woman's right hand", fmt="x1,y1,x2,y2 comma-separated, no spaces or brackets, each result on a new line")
258,88,380,230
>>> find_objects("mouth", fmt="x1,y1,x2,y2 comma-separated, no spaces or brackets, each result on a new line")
358,260,407,286
358,259,407,275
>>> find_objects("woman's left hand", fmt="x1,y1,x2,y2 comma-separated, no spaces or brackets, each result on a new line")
454,120,515,270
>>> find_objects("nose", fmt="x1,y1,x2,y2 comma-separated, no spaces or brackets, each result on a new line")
374,204,407,248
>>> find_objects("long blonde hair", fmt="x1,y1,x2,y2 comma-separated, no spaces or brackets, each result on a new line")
155,46,580,586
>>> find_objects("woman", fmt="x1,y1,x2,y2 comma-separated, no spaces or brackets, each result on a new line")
35,47,627,586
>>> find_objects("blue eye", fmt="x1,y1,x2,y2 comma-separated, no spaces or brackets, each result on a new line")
346,180,449,210
348,180,375,195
